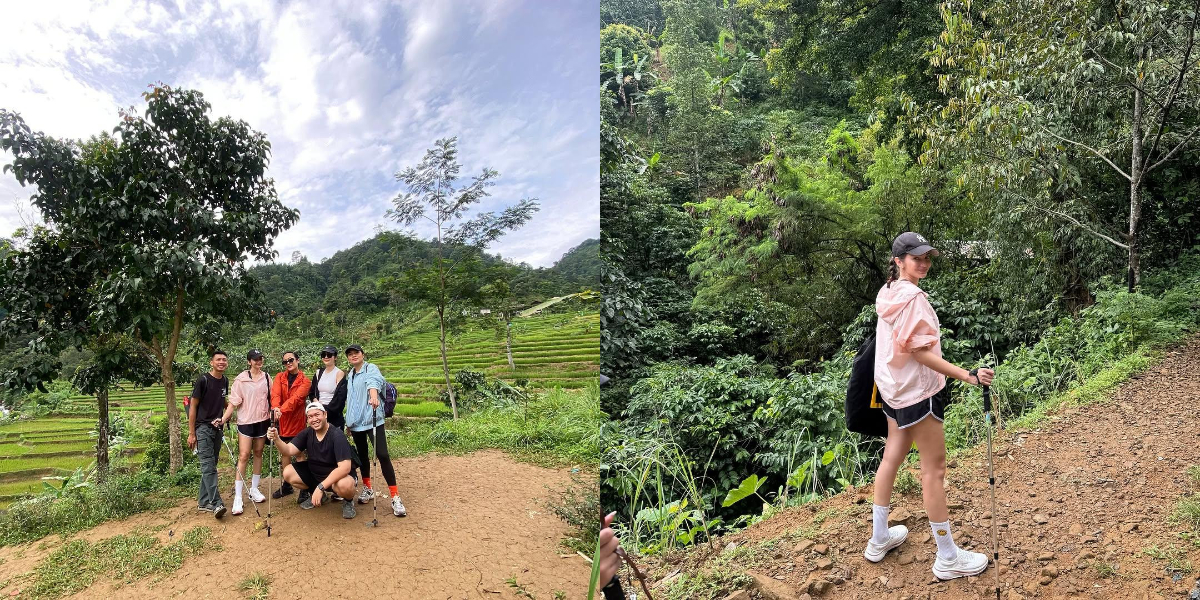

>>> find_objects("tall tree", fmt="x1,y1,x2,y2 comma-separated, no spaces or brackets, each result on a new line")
0,85,298,472
70,336,161,481
920,0,1200,290
386,137,538,419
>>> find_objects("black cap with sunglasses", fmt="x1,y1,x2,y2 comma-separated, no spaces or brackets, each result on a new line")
247,349,264,361
320,345,338,359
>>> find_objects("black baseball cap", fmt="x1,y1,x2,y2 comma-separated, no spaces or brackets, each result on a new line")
891,232,940,257
345,344,364,354
246,349,264,360
320,345,338,356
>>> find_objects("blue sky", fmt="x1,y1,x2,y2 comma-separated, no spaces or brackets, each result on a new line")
0,0,598,268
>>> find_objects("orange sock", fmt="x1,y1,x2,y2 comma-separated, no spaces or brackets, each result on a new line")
362,477,371,488
389,485,397,497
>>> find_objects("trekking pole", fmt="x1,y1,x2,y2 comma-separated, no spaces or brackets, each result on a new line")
267,415,275,538
979,368,1000,600
223,424,267,529
365,402,380,528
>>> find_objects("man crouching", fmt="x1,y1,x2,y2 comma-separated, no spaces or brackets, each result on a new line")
267,401,358,519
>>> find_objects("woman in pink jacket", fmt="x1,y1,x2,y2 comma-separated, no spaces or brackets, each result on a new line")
217,349,272,516
863,232,995,581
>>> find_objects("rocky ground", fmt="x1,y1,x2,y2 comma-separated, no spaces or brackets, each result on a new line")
635,336,1200,600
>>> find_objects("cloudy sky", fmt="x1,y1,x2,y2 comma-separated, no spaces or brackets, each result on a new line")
0,0,598,268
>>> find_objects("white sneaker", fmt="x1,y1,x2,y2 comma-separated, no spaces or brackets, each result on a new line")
863,525,908,562
391,496,407,517
357,487,374,504
932,547,989,580
232,494,244,516
248,487,266,503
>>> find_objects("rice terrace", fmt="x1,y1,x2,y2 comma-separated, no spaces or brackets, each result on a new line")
0,308,599,510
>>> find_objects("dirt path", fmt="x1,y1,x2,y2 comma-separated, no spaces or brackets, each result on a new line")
0,450,591,599
658,337,1200,599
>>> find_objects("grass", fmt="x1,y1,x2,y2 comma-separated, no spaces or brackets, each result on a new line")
387,386,602,467
1170,495,1200,532
1142,544,1192,576
19,526,218,599
1186,465,1200,486
238,572,272,600
1007,351,1155,431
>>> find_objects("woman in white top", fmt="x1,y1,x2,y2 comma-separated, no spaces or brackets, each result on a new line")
309,345,348,430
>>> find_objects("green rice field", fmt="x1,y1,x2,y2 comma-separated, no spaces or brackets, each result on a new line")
0,311,598,508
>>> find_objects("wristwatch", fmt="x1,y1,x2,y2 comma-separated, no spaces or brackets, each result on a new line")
316,483,326,495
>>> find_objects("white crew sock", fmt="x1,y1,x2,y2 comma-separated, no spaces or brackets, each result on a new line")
930,520,959,561
235,479,244,499
871,504,891,545
251,474,260,490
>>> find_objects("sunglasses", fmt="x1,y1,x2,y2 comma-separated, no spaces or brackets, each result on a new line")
282,358,296,365
320,353,336,359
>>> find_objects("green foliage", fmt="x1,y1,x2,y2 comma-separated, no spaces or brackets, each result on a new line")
21,526,217,599
544,471,601,553
141,415,197,477
0,468,175,546
387,386,603,466
238,572,273,600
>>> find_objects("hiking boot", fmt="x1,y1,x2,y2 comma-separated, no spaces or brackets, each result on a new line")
248,486,267,503
932,547,989,580
342,500,357,519
391,496,407,517
232,494,244,516
272,482,294,500
297,489,312,506
299,494,315,510
863,525,908,562
213,504,227,519
357,487,374,504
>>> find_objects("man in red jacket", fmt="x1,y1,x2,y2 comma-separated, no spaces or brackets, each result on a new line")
271,350,311,502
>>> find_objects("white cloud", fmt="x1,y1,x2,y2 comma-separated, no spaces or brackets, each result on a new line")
1,0,597,268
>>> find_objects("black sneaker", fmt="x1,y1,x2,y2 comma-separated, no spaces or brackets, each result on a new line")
297,489,312,506
213,505,227,519
342,500,356,519
272,482,294,500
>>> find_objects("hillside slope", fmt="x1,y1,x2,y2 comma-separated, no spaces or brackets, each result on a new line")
646,336,1200,600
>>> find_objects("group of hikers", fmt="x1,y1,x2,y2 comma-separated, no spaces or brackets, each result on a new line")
185,344,405,521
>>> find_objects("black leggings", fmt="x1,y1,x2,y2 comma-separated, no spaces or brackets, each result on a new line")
351,425,395,486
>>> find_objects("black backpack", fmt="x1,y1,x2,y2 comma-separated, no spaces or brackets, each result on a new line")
845,332,888,437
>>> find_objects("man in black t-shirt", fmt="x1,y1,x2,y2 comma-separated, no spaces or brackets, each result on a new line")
187,350,230,519
267,401,358,519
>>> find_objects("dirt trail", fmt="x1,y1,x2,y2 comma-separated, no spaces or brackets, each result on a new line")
661,336,1200,599
0,450,591,599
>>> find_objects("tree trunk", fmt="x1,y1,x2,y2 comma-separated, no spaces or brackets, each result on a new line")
435,218,458,420
1128,83,1144,292
96,387,110,484
505,314,515,371
163,360,182,473
438,305,458,420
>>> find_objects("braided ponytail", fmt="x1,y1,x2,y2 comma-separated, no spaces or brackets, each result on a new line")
886,259,900,288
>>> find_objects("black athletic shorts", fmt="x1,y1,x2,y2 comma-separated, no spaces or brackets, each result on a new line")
292,461,356,490
237,420,269,438
882,385,950,429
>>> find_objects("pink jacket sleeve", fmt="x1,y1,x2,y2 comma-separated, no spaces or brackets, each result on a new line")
891,295,940,354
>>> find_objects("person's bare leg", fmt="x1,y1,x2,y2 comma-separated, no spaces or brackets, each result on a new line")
237,435,252,483
873,417,911,506
910,416,948,522
333,476,356,498
251,437,265,477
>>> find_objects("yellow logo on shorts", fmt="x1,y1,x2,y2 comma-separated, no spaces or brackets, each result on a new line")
937,529,947,536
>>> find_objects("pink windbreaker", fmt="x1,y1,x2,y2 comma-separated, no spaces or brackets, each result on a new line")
874,279,946,409
228,369,270,425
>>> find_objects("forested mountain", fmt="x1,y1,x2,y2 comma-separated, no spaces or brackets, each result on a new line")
251,232,598,319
